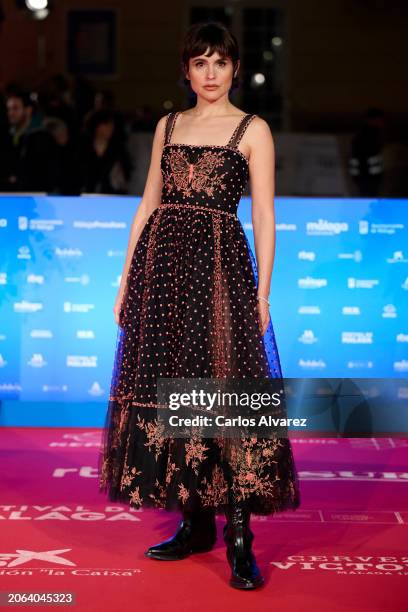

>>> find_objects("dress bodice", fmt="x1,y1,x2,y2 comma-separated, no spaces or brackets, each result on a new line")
160,112,256,215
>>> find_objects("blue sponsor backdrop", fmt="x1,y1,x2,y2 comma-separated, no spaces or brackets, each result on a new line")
0,195,407,425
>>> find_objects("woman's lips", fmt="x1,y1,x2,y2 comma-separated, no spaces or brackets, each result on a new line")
203,85,219,90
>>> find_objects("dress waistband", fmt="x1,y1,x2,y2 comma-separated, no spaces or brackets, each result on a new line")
158,202,237,218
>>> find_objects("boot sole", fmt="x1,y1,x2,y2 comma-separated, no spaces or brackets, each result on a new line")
144,543,216,561
230,576,265,590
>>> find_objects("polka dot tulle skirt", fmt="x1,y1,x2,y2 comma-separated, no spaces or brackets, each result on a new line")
97,112,301,515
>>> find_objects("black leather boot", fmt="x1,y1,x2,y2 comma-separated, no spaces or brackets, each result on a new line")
144,507,217,561
223,499,264,589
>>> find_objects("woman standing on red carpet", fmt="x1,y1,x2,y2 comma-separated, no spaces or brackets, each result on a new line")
98,21,301,590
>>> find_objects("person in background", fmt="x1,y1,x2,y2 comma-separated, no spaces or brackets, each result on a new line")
0,91,56,192
43,117,81,195
84,89,127,145
40,74,78,143
79,109,132,194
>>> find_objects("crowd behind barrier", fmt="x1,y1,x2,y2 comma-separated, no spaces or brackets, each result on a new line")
1,76,407,199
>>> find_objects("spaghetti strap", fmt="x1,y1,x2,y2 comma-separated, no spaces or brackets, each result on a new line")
227,113,256,148
164,111,180,145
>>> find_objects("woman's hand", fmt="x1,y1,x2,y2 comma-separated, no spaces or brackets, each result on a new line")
257,298,270,336
113,286,125,326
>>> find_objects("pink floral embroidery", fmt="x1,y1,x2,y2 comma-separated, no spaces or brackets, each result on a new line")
197,465,229,507
184,433,210,475
178,483,190,503
130,486,142,506
136,414,166,461
163,148,227,198
120,464,142,490
228,437,283,502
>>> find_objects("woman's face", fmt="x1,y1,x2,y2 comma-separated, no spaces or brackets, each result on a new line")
186,48,238,101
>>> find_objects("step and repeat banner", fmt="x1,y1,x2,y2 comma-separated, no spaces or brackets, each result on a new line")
0,195,407,415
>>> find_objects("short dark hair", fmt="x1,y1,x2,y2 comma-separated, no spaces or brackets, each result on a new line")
181,21,240,91
6,90,32,108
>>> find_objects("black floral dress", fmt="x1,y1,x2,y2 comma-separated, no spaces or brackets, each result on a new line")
98,111,301,515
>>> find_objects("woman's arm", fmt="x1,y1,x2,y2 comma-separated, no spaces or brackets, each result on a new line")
113,115,167,323
246,117,277,335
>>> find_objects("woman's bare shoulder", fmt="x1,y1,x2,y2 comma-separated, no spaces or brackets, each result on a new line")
156,113,170,131
245,116,274,162
247,115,272,138
150,114,171,143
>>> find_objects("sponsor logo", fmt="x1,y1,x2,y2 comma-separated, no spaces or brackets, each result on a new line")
347,277,379,289
298,251,316,261
386,250,408,263
14,301,43,313
359,220,369,234
342,332,373,344
28,353,47,368
0,546,141,576
338,250,362,262
73,220,126,229
269,554,408,575
359,221,405,235
76,330,95,339
396,333,408,343
64,274,90,285
0,272,6,285
49,431,102,447
298,276,327,289
402,277,408,290
55,247,83,257
17,246,31,260
0,383,21,392
66,356,97,367
394,360,408,373
88,382,104,396
30,329,53,338
0,354,7,367
43,384,68,393
298,306,321,315
18,216,28,230
64,303,95,313
382,304,397,319
19,217,63,231
342,306,361,315
298,330,318,344
0,217,7,228
347,360,374,369
372,223,405,235
107,249,125,257
27,274,44,285
306,219,348,236
298,358,326,369
0,505,142,522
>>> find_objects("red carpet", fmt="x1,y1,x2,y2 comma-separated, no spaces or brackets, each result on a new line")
0,428,406,610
